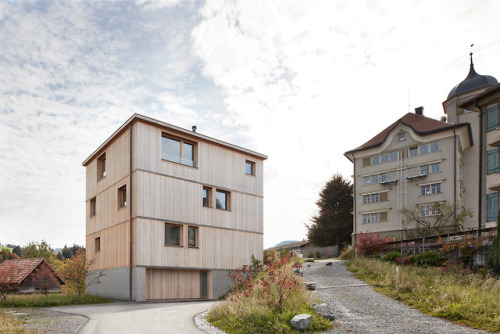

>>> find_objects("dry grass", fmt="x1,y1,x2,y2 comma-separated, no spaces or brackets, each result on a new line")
346,257,500,332
0,310,34,334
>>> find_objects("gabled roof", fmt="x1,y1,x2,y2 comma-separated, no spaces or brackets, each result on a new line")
0,257,65,286
345,113,471,156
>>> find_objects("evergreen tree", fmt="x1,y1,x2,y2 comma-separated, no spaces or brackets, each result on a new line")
306,173,353,249
488,217,500,276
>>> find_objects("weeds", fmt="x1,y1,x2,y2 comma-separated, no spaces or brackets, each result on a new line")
346,257,500,332
0,310,33,333
0,293,113,308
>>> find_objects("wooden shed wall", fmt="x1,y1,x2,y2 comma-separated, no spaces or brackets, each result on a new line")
146,269,212,300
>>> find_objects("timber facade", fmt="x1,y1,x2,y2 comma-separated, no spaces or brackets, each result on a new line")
83,114,266,301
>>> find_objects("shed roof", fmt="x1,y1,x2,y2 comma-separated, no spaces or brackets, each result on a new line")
0,257,65,286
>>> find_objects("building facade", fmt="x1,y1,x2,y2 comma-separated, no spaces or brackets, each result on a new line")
83,114,266,301
345,56,499,242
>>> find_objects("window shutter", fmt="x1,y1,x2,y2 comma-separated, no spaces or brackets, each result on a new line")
380,192,388,202
486,192,499,222
363,157,371,167
379,211,388,221
487,105,499,132
487,148,499,174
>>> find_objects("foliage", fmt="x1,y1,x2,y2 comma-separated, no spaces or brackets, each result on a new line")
278,247,291,258
0,293,113,308
438,232,486,267
381,252,402,262
31,264,60,296
11,246,22,258
0,249,20,263
263,249,277,264
60,244,85,260
356,231,389,257
346,257,500,332
59,249,104,296
307,173,353,249
21,241,56,265
208,256,332,333
488,219,500,276
0,310,33,333
403,202,472,237
338,248,355,260
411,251,445,267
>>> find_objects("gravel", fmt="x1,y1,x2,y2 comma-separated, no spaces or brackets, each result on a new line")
303,260,487,334
8,307,87,334
194,311,227,334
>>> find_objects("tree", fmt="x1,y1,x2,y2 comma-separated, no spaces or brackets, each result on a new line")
31,264,59,296
22,240,57,264
60,249,104,295
306,173,353,249
403,202,472,237
12,245,22,257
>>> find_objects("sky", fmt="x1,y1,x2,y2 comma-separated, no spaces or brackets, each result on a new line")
2,0,500,250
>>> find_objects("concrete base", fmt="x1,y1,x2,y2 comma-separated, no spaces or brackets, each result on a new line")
212,269,232,300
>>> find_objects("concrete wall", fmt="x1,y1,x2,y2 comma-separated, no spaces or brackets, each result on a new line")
87,266,146,301
212,269,232,300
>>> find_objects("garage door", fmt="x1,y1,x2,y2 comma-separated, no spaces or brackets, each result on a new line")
146,269,210,300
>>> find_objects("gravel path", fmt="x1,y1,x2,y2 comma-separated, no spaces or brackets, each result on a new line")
7,307,87,333
303,260,487,334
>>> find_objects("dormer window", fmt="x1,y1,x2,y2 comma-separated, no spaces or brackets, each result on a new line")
397,133,406,141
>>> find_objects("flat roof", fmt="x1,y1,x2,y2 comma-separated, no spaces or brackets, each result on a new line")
82,113,268,166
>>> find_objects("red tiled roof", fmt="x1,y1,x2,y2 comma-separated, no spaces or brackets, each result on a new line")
0,257,65,286
345,113,469,155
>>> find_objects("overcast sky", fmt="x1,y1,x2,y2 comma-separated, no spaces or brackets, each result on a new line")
2,0,500,250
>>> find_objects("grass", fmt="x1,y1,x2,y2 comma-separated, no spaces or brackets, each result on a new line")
206,258,333,333
0,293,114,308
345,257,500,332
0,310,34,333
0,246,14,252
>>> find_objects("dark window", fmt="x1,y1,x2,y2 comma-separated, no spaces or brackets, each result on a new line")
165,224,182,246
90,198,96,217
97,153,106,180
188,226,198,248
118,185,127,208
161,135,196,167
216,190,229,210
202,187,211,207
95,237,100,252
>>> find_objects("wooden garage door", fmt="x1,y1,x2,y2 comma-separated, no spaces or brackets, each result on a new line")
146,269,203,300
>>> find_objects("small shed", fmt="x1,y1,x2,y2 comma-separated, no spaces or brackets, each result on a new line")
0,257,65,293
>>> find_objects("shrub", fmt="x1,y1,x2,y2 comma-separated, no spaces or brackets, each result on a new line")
356,231,390,257
488,219,500,276
307,251,314,258
315,251,321,259
381,251,402,262
263,249,277,264
395,256,411,265
412,251,445,267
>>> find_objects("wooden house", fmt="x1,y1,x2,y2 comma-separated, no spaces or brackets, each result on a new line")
0,258,65,293
82,114,267,301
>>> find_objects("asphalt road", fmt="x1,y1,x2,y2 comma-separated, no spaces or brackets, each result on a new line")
51,300,213,334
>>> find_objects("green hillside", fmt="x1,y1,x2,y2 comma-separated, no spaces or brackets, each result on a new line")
0,246,13,252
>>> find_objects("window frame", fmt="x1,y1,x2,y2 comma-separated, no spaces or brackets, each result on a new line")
420,204,437,217
97,153,106,180
487,148,499,175
188,226,198,248
95,237,101,253
486,192,500,222
161,134,197,168
421,182,441,196
215,189,230,210
487,105,500,132
202,186,212,208
90,197,97,217
245,160,256,176
165,223,183,247
118,185,127,209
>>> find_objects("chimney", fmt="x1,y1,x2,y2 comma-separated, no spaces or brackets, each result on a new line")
441,116,447,123
415,106,424,115
192,126,197,133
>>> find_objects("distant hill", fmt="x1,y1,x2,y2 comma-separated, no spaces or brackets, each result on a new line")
274,240,302,248
0,246,13,252
54,248,62,254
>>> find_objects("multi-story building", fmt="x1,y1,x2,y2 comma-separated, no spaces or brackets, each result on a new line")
345,56,498,242
82,114,267,301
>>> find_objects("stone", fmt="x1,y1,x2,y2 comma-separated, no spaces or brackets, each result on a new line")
304,282,316,290
326,262,333,266
313,303,336,320
305,258,315,262
290,314,312,330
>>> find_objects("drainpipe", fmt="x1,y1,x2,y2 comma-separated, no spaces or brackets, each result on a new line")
474,100,483,238
351,153,357,255
129,123,133,301
453,129,457,221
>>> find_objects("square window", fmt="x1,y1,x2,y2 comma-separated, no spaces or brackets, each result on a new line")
118,185,127,209
161,135,196,167
431,163,440,173
409,147,418,157
432,183,441,194
371,193,379,203
381,154,389,163
371,175,379,184
165,224,182,246
363,194,370,204
421,185,431,196
216,190,230,210
203,187,211,207
90,197,96,217
245,160,255,175
371,155,380,165
97,153,106,180
420,145,428,155
390,151,399,161
188,226,198,248
371,213,379,222
95,237,100,253
430,142,439,152
363,177,371,185
398,133,405,141
421,166,429,175
380,173,387,183
363,214,371,223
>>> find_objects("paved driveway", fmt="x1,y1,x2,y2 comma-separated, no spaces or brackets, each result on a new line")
51,301,213,334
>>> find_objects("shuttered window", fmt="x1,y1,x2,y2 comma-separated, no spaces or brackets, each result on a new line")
487,148,499,174
486,192,499,222
487,105,499,132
